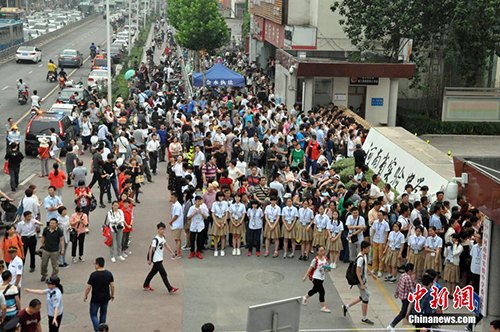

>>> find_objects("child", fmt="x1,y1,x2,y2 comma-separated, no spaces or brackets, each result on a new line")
312,205,330,250
247,200,263,256
326,210,343,268
443,233,463,293
281,198,298,259
297,200,314,261
229,194,246,256
383,222,405,282
264,196,281,257
424,226,443,274
57,206,70,267
407,225,426,280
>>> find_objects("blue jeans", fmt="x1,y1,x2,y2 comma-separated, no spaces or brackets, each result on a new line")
306,157,317,175
90,301,108,332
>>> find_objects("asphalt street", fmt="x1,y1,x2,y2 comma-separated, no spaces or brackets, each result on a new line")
0,15,107,193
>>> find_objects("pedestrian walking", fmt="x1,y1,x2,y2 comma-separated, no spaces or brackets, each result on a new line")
143,222,178,293
7,247,23,288
387,263,416,331
1,226,24,268
105,202,126,263
40,218,64,282
169,194,184,259
84,257,115,332
342,240,377,325
302,246,331,313
16,211,41,272
0,270,21,327
37,137,50,177
43,186,63,226
70,206,89,264
4,143,23,192
119,199,133,256
25,276,64,332
56,206,70,268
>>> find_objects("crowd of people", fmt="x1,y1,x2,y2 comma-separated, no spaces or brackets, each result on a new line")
0,15,489,332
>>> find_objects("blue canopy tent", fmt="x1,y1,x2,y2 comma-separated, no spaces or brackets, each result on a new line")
192,63,245,87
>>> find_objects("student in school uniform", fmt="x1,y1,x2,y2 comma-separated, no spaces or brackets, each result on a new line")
211,192,229,257
281,198,298,259
264,196,281,257
443,233,463,293
297,200,314,261
326,210,343,269
370,210,390,278
407,225,426,280
247,200,263,256
383,222,405,282
229,194,246,256
312,205,330,250
187,196,209,259
424,226,443,274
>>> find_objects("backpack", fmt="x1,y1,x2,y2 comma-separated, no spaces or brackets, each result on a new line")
146,237,159,261
55,134,64,149
308,257,319,281
346,255,364,286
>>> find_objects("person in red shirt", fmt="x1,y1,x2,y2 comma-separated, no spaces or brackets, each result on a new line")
74,181,93,218
37,138,50,177
47,163,66,197
118,169,131,193
119,198,133,256
18,298,42,332
305,135,321,175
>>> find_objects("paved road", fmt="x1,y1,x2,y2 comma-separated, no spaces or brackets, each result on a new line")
0,16,107,192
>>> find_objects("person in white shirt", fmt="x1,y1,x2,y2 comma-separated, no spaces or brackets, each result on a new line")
346,207,366,262
187,196,209,259
8,247,23,288
327,210,344,269
229,194,246,256
424,226,443,274
312,205,330,250
247,200,264,256
406,225,426,279
192,146,205,190
383,222,405,282
302,246,331,313
31,90,41,108
370,211,390,277
169,194,184,259
264,196,281,257
146,133,160,175
269,175,285,202
116,132,129,160
281,198,298,259
469,232,482,292
143,222,178,293
410,201,423,224
297,201,314,261
443,233,463,293
106,202,126,263
211,192,229,257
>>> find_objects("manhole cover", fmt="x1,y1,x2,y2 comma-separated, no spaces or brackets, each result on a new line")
41,311,77,326
62,283,85,294
246,270,284,285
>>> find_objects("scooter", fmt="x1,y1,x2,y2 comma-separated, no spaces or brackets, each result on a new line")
47,71,57,83
17,89,29,105
90,49,97,59
59,76,66,89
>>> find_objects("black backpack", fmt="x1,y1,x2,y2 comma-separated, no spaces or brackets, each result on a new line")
346,255,364,286
146,238,159,261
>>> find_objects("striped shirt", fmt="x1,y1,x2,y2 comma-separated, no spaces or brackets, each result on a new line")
202,164,217,181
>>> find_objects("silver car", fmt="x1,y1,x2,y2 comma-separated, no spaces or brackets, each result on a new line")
58,49,83,68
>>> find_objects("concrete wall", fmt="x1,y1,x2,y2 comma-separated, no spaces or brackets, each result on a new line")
365,78,390,125
312,0,354,51
275,63,297,106
287,0,310,26
333,77,349,107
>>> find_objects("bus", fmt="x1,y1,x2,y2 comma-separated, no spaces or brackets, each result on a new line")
0,7,26,21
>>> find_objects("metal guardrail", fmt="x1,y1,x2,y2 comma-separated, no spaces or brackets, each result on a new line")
171,29,194,98
0,13,99,64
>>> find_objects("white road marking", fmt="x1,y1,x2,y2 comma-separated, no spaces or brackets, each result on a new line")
1,86,8,90
20,173,36,186
38,64,43,67
28,70,33,74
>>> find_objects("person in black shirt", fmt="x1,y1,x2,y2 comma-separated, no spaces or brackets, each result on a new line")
4,143,24,192
84,257,115,332
40,218,64,282
103,153,119,203
214,146,228,171
353,144,366,170
88,145,104,190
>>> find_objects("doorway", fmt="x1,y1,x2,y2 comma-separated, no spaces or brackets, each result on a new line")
348,85,366,118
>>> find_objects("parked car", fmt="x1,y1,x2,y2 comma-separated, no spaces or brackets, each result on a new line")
87,69,109,87
24,113,76,156
91,55,116,76
58,49,83,68
109,45,122,64
16,46,42,63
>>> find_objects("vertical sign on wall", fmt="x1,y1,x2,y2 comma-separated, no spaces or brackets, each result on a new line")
479,217,491,316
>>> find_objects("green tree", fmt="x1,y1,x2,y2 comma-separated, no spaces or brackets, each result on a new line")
167,0,190,30
175,0,229,53
331,0,500,86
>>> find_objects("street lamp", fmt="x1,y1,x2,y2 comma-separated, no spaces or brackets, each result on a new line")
105,0,112,107
128,0,131,56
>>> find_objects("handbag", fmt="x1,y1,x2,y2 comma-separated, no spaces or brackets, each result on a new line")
102,214,112,247
89,195,98,212
3,161,9,175
135,174,145,184
70,228,78,242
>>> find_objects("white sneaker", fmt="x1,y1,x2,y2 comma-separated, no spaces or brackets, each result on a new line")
126,251,132,255
232,249,236,256
214,251,218,257
237,248,241,256
332,262,337,269
122,253,128,258
111,257,116,263
220,250,225,257
386,325,395,332
320,306,331,313
377,271,383,278
119,255,126,261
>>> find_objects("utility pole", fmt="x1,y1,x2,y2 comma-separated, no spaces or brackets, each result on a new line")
128,0,131,56
105,0,112,106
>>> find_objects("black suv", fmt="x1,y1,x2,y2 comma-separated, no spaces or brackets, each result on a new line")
56,86,92,110
24,113,76,156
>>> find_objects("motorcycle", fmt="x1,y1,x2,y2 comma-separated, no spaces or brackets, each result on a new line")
59,76,66,89
90,49,97,59
47,71,57,83
17,89,29,105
